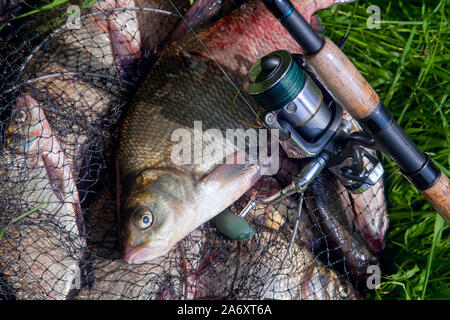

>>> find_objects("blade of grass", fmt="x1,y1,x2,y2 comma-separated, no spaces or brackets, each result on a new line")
343,0,359,38
398,0,446,124
421,214,444,299
0,0,97,32
0,201,50,239
11,0,71,21
384,25,416,106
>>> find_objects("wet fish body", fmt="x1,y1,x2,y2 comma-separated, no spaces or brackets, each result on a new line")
0,95,84,299
305,170,378,280
75,186,205,300
118,0,354,264
0,0,191,299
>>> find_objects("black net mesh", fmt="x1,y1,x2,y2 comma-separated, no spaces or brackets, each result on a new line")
0,0,387,300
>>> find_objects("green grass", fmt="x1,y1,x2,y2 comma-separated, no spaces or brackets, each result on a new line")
2,0,447,300
0,0,97,32
318,0,449,300
12,0,73,21
0,201,49,239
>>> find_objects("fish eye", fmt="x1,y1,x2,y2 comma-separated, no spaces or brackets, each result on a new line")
338,285,350,298
134,208,153,230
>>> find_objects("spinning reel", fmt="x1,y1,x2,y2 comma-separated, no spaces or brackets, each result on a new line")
243,49,383,194
217,0,449,241
215,50,383,241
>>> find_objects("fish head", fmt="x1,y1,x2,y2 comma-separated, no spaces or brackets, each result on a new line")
328,272,361,300
119,168,196,264
301,266,360,300
6,95,51,154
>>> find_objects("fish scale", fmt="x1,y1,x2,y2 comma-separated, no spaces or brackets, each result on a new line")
118,44,254,178
0,0,193,299
117,0,361,265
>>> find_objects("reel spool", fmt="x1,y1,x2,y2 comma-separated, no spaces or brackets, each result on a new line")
243,50,383,193
216,50,384,242
244,50,331,141
243,50,342,159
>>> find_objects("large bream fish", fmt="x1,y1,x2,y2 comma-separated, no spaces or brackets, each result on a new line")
0,0,191,299
117,0,357,264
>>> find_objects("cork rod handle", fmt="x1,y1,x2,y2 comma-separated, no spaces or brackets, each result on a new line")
305,38,450,222
305,38,380,119
420,172,450,223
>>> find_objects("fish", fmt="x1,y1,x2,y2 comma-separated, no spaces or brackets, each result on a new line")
336,177,388,252
0,0,195,299
7,0,191,178
300,265,359,300
232,177,359,300
118,145,273,264
75,176,357,300
118,0,355,264
75,185,206,300
276,124,388,255
75,258,182,299
75,254,185,299
190,197,359,300
170,0,246,42
304,170,379,280
0,94,84,299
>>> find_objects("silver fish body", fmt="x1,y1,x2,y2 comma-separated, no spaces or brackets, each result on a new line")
118,0,356,264
0,0,190,299
0,95,84,299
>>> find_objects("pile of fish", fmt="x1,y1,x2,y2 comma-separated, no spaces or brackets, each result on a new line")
0,0,388,300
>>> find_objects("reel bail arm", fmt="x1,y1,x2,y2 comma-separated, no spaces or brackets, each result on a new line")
236,150,330,217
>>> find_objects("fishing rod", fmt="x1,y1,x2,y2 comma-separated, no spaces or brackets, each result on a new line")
249,0,449,221
215,0,449,241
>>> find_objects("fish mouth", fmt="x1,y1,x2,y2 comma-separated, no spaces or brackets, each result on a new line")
123,244,171,264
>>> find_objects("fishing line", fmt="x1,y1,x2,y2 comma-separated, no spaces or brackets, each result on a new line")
165,0,259,119
229,86,264,128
